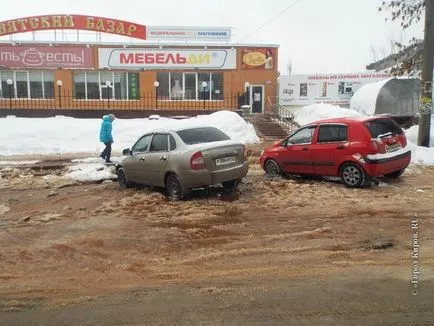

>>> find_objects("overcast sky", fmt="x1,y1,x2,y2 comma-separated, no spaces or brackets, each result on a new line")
0,0,425,74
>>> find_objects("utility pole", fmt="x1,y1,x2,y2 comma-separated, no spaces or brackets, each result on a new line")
418,0,434,147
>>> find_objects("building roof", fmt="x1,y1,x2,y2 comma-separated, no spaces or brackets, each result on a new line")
0,40,280,48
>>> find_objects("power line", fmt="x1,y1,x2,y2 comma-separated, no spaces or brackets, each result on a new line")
238,0,305,42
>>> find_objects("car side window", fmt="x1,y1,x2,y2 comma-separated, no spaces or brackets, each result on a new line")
169,135,176,151
149,134,169,152
287,126,316,145
317,125,348,143
132,135,152,153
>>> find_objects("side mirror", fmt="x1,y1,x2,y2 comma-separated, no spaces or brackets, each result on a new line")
122,148,131,156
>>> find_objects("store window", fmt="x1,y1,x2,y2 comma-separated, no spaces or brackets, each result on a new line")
73,71,140,100
156,72,224,100
0,70,54,99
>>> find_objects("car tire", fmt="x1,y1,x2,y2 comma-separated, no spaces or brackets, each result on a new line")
264,159,280,177
117,168,132,188
222,179,241,191
340,162,366,188
165,173,184,200
384,169,405,179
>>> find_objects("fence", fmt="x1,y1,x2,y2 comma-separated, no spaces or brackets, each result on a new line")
0,91,244,112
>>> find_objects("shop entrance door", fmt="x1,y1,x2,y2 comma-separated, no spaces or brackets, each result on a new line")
250,85,264,114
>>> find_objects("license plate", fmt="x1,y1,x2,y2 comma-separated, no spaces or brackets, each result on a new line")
386,142,401,152
215,156,236,166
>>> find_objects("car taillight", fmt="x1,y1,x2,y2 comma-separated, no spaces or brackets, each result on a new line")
242,144,248,161
370,139,385,154
190,151,206,170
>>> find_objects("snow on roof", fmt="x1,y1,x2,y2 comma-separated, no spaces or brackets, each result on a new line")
349,78,393,116
293,103,364,126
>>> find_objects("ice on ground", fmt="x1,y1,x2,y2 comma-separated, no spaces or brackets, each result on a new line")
0,110,259,156
293,103,364,126
0,160,40,166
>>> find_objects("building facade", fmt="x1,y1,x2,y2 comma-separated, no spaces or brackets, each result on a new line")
0,15,279,117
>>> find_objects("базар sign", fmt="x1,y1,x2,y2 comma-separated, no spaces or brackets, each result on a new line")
98,48,237,69
0,46,94,69
0,15,145,40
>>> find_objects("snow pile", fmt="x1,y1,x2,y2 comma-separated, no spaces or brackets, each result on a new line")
64,161,116,182
293,103,364,126
350,78,391,115
405,115,434,146
0,111,259,156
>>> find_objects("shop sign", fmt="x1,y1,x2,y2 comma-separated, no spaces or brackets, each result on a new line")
98,48,237,69
0,46,93,69
241,48,276,70
0,15,145,40
146,26,231,41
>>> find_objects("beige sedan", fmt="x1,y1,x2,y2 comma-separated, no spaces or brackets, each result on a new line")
116,126,249,199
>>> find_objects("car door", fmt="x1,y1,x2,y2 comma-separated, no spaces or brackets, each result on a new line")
280,125,317,174
123,134,152,184
146,133,170,187
310,124,349,176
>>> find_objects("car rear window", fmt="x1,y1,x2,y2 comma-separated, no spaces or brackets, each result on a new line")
176,127,230,145
364,118,403,138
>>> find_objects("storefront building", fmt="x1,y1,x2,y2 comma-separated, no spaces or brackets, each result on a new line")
0,15,279,117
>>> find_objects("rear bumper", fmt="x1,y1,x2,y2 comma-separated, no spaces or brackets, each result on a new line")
181,161,249,189
362,149,411,176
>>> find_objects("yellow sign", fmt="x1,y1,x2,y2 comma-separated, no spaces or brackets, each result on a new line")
242,52,266,66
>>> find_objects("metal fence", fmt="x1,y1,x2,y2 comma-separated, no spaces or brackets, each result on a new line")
0,92,246,112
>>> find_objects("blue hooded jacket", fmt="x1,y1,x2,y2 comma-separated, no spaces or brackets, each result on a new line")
99,115,114,143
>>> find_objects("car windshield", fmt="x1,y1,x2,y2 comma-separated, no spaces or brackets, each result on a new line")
176,127,230,145
364,118,403,138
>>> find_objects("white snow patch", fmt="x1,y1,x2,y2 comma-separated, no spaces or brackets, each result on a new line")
0,111,259,156
293,103,364,126
350,78,392,116
64,163,116,182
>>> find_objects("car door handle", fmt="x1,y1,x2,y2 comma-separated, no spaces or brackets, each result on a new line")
139,156,145,161
336,145,346,149
302,147,309,151
160,156,167,161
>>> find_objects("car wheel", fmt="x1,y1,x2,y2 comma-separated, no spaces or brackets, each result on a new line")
117,168,132,188
340,163,366,188
165,173,183,200
222,179,241,190
265,159,280,177
384,169,405,179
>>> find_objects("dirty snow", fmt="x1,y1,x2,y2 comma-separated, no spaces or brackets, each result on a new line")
0,111,259,156
64,162,117,182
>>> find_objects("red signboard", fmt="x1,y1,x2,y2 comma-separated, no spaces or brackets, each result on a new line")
241,48,277,70
0,15,146,40
0,46,94,69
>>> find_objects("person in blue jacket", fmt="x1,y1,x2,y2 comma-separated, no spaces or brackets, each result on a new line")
99,114,115,163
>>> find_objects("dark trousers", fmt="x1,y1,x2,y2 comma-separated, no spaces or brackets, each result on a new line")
101,142,112,162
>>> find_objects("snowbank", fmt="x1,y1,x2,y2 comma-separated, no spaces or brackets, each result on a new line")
293,103,364,126
405,115,434,147
0,111,259,156
349,78,391,115
64,160,117,182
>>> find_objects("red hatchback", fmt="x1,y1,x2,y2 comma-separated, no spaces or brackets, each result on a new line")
259,116,411,187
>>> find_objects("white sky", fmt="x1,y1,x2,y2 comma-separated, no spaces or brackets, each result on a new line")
0,0,425,74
